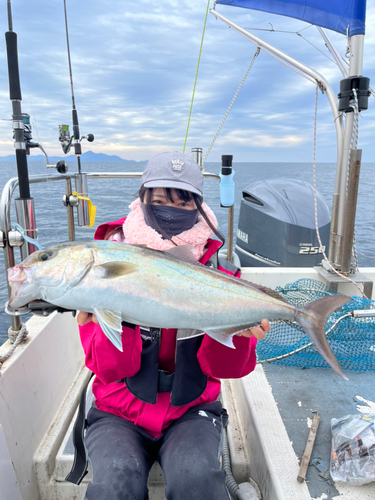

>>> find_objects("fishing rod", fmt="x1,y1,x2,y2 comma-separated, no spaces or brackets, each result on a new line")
4,0,36,332
5,0,30,200
60,0,94,227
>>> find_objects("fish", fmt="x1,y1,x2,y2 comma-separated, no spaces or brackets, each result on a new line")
7,240,351,379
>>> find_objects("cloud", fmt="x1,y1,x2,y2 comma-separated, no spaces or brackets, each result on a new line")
218,129,306,147
0,1,374,163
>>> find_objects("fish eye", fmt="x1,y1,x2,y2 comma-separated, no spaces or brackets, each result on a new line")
38,252,50,262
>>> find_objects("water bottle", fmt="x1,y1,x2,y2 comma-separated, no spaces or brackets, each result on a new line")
219,155,235,207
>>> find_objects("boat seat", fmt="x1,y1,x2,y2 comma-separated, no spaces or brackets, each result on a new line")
34,368,251,500
53,378,167,500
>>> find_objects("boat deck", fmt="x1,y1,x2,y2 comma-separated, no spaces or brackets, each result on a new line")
261,364,375,499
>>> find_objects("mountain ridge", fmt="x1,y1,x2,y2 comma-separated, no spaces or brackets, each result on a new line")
0,150,147,162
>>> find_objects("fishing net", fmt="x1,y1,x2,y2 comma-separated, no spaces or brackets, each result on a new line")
256,279,375,371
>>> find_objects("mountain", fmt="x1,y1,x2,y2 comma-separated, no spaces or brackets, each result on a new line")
0,151,145,162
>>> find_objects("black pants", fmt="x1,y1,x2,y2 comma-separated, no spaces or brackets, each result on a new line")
84,401,230,500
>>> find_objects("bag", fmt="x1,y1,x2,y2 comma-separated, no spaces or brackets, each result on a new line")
330,413,375,485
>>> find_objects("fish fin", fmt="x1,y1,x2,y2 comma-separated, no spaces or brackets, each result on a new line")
240,279,288,303
296,295,352,380
94,307,123,351
66,250,95,289
164,245,199,264
205,329,236,348
176,329,205,340
204,323,260,349
95,261,138,279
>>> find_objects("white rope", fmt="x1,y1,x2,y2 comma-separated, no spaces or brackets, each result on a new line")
347,88,359,270
202,47,261,166
0,324,29,368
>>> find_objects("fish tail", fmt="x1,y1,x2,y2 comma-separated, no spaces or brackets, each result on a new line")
295,295,351,380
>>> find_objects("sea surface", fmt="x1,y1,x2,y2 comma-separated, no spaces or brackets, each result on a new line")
1,160,374,345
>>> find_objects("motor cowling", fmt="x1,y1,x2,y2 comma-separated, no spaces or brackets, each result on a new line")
235,178,330,267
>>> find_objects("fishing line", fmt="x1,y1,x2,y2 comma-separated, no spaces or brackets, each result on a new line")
63,0,82,173
182,0,211,154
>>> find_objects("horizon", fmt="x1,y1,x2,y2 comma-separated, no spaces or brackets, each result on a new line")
1,150,374,165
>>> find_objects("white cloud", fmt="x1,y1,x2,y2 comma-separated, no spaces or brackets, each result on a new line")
220,129,306,147
0,1,374,162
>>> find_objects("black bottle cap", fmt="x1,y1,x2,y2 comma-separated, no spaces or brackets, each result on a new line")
221,155,233,175
221,155,233,166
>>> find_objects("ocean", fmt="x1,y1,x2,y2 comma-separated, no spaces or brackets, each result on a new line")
1,160,374,345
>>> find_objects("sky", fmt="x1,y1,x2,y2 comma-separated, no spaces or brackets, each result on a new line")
0,0,374,163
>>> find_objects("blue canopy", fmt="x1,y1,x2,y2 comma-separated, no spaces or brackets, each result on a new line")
216,0,367,36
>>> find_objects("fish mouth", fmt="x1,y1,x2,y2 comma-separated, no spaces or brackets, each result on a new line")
7,265,36,309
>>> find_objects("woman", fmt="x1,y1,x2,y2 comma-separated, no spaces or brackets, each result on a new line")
77,151,270,500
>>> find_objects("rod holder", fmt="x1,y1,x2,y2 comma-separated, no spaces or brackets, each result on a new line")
340,149,362,273
191,148,203,171
74,173,89,227
14,197,37,260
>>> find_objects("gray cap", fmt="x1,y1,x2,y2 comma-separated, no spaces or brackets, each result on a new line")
142,151,203,196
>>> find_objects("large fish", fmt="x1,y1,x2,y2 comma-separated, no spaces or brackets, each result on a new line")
7,240,351,379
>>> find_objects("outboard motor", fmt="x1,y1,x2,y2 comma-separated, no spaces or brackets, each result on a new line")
235,179,330,267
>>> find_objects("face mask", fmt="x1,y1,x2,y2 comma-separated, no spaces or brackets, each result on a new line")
142,203,198,238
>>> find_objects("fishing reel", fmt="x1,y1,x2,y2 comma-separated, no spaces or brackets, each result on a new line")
19,113,39,156
58,124,94,155
17,114,69,174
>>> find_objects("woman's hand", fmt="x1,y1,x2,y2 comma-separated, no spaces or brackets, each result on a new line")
235,319,270,340
77,311,99,326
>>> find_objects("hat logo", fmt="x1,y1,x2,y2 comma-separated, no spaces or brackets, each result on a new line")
171,159,184,171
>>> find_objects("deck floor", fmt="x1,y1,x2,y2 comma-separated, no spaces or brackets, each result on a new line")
262,364,375,499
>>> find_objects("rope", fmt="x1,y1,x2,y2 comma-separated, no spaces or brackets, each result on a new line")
202,47,260,166
257,313,352,364
182,0,211,154
12,223,44,250
348,89,359,270
202,40,316,163
0,324,29,368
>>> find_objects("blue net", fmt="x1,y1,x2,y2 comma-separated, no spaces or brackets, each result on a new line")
256,279,375,371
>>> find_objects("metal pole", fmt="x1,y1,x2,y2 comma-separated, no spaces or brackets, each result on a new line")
328,194,338,262
340,149,362,274
334,111,354,265
333,34,364,266
74,173,89,227
209,9,344,180
227,206,234,264
14,199,37,259
1,240,21,333
65,178,75,241
191,148,203,172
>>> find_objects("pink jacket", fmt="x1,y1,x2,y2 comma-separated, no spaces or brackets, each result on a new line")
79,219,257,437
